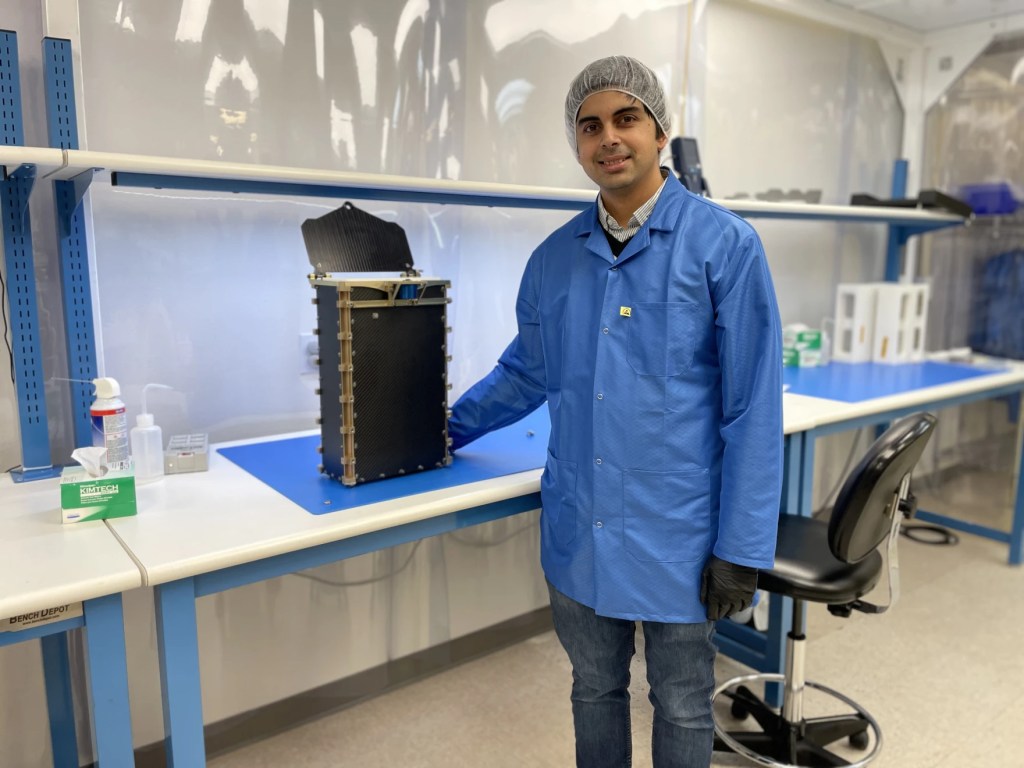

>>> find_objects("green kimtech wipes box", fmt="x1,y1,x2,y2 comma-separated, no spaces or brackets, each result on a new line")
783,323,824,367
60,467,137,523
783,327,822,351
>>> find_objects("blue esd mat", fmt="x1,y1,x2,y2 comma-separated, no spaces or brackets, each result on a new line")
783,361,1002,403
218,409,549,515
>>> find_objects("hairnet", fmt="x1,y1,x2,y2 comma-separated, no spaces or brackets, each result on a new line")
564,56,670,152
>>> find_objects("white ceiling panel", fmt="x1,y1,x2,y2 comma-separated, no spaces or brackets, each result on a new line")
823,0,1024,32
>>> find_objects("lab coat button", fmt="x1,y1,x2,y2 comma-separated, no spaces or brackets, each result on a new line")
602,327,609,334
595,458,602,465
596,393,604,400
595,521,603,528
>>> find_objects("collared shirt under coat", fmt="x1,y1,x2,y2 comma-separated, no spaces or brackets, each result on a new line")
449,179,783,622
598,169,668,243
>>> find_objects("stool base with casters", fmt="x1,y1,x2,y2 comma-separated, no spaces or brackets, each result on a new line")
714,670,881,767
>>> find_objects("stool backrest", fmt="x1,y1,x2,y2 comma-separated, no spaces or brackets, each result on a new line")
828,412,937,563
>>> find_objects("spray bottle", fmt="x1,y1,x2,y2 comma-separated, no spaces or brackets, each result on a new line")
130,383,172,481
90,377,129,470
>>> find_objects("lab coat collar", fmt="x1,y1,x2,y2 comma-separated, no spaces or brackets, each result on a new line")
574,174,687,266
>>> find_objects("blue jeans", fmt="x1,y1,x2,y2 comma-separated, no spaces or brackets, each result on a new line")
547,582,716,768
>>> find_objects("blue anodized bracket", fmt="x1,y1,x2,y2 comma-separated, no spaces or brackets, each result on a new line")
884,159,909,282
1,29,56,478
44,37,97,450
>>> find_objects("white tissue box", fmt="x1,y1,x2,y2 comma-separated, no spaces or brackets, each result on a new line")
60,466,137,523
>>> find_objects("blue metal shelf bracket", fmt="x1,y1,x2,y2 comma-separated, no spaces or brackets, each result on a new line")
1,29,54,475
44,37,96,449
884,159,910,281
42,38,80,150
2,29,27,146
881,160,964,280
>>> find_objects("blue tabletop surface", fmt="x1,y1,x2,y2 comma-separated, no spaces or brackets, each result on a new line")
783,361,1002,402
218,409,549,515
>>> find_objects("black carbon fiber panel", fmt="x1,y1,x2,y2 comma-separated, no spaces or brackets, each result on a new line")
302,202,414,273
420,284,446,300
347,303,448,482
314,279,450,485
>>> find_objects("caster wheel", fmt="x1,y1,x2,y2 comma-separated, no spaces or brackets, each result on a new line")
849,728,870,750
730,698,749,721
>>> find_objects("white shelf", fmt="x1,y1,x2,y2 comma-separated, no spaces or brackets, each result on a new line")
0,146,65,178
710,197,964,226
1,145,966,229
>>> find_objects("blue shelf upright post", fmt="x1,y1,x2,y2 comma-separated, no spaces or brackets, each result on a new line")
1,29,57,479
43,37,96,450
884,158,910,281
4,30,79,761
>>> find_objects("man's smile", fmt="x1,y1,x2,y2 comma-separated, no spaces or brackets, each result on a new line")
598,155,630,171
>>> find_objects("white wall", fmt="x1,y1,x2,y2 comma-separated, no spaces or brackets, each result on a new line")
76,0,699,442
706,0,903,330
706,0,908,510
1,0,917,764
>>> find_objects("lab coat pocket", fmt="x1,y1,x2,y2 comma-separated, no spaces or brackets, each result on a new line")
626,302,696,376
542,451,578,546
623,467,711,563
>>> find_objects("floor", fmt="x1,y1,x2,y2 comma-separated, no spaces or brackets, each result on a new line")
208,473,1024,768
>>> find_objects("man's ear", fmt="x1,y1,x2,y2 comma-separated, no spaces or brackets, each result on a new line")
657,134,669,152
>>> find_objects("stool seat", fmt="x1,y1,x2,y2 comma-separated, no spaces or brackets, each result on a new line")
758,515,883,605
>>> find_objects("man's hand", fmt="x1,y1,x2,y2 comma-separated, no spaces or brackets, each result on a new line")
700,555,758,621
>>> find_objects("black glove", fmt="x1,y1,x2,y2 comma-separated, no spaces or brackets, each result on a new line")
700,555,758,621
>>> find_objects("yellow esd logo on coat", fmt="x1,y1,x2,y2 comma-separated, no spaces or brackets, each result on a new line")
619,306,632,317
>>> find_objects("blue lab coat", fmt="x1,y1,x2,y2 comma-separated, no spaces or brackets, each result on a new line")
450,179,783,622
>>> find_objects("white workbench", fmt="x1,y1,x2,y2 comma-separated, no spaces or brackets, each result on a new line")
0,474,140,768
107,435,544,586
778,358,1024,560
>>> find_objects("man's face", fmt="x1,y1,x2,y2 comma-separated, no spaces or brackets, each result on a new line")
574,90,667,198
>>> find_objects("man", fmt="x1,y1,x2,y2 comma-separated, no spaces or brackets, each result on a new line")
449,56,782,767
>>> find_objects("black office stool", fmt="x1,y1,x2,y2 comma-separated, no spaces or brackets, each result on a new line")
713,412,937,767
